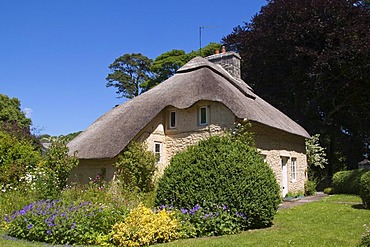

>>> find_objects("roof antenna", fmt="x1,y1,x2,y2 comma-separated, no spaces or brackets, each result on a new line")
199,26,219,57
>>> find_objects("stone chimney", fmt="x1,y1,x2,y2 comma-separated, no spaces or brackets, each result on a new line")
206,46,241,79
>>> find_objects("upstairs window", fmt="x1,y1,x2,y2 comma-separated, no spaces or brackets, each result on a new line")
169,111,176,129
199,106,208,126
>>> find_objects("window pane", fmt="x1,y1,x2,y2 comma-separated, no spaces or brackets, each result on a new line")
170,112,176,128
200,107,207,125
291,158,296,180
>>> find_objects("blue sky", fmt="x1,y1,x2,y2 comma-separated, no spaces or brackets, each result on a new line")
0,0,266,136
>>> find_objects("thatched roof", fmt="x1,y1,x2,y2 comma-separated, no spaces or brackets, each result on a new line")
68,56,310,159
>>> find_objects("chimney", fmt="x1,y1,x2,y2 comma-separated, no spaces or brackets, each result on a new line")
206,46,241,79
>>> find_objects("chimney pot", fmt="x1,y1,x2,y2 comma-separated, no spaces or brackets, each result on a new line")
221,46,226,53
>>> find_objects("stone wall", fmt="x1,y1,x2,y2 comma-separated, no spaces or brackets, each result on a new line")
251,122,307,195
69,158,116,184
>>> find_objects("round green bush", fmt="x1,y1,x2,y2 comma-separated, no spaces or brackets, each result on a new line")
332,169,367,194
360,171,370,209
155,135,281,229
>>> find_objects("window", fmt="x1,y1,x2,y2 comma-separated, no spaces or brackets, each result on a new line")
169,111,176,129
199,106,208,125
291,158,297,181
154,142,162,163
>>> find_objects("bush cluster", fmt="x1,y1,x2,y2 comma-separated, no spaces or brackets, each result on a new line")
172,202,247,237
332,169,368,195
360,224,370,247
360,171,370,209
155,134,281,230
0,131,41,192
106,203,180,247
5,199,126,245
304,180,317,196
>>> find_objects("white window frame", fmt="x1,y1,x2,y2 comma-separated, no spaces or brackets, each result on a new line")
169,111,176,129
291,157,297,182
154,142,162,163
199,106,208,126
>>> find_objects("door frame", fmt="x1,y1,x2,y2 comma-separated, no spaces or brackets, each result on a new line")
281,157,289,197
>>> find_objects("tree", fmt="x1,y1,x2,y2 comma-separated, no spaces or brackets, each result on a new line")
223,0,370,174
106,53,153,99
141,50,189,91
109,43,222,95
0,94,32,137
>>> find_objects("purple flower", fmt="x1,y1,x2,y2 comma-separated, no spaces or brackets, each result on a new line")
27,224,33,230
71,222,76,229
46,230,51,235
222,204,227,210
180,208,189,214
236,212,247,220
190,204,201,214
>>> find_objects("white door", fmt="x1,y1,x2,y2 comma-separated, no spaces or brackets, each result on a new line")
281,157,288,197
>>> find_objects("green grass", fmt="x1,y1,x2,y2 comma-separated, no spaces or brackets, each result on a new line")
0,194,368,247
158,194,368,247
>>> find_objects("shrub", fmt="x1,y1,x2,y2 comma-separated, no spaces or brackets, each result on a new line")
323,187,334,195
5,199,126,245
360,171,370,209
35,139,78,199
172,202,247,237
0,131,41,192
114,141,157,192
332,169,367,195
0,189,38,230
360,224,370,247
304,180,317,196
155,134,281,230
107,203,180,246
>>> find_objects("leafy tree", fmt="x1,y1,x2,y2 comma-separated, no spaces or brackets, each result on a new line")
141,50,189,91
106,53,153,99
223,0,370,174
0,94,32,137
109,43,222,95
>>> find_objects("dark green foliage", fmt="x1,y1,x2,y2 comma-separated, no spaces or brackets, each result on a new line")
223,0,370,174
114,141,157,192
360,171,370,209
106,53,153,99
0,94,32,137
304,180,317,196
155,135,281,229
332,169,368,194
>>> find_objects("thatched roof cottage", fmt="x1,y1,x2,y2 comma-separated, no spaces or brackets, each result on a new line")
68,51,310,196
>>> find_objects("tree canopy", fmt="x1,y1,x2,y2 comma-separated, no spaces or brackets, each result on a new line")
0,94,32,137
107,43,222,98
106,53,153,99
223,0,370,173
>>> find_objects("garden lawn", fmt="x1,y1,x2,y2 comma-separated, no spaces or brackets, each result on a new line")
0,194,368,247
159,194,368,247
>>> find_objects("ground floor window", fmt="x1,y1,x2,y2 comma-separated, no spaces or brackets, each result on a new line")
154,142,163,163
291,157,297,181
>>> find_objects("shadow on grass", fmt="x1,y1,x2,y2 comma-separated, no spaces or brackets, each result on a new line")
352,204,368,210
